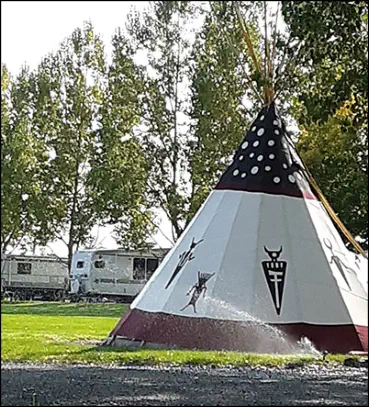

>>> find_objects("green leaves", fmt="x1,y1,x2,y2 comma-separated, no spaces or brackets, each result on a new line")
1,65,51,251
86,30,153,249
281,1,368,248
188,1,260,220
281,1,368,122
297,101,368,248
124,1,197,241
1,23,155,259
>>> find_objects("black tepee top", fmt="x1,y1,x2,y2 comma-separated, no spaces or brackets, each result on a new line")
215,103,312,199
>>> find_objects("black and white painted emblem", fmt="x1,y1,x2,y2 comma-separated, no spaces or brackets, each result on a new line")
180,271,215,313
165,238,203,289
262,246,287,315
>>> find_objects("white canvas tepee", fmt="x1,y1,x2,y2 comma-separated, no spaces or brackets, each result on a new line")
109,103,368,353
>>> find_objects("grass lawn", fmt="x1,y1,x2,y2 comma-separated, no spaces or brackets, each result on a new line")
1,301,355,367
1,301,126,318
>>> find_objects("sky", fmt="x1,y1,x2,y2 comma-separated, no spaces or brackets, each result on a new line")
1,1,173,257
1,1,148,74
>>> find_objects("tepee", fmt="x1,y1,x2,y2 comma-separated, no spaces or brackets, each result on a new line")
108,5,368,354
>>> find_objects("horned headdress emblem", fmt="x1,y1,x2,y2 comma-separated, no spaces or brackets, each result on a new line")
264,246,283,261
262,246,287,315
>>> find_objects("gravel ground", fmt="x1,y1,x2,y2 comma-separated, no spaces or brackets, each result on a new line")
1,363,368,406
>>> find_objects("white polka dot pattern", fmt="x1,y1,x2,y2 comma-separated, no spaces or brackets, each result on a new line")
215,105,306,198
295,172,302,181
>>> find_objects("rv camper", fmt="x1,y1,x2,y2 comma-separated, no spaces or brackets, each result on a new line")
1,254,69,300
69,248,169,302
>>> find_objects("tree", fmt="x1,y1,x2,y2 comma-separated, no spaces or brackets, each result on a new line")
125,1,197,241
1,65,50,253
281,1,368,123
124,1,264,240
280,1,368,248
30,23,107,269
88,30,154,250
188,1,262,220
297,100,368,249
1,64,16,252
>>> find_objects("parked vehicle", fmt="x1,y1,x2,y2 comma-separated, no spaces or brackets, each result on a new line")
1,246,170,303
1,253,68,301
69,247,170,302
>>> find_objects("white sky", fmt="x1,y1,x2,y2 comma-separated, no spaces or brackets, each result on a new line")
1,1,173,257
1,1,149,74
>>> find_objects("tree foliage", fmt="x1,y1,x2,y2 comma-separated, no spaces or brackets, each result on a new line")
1,23,153,265
34,23,108,268
125,1,197,240
1,65,50,252
297,100,368,248
281,1,368,123
281,1,368,247
188,1,261,220
88,30,154,250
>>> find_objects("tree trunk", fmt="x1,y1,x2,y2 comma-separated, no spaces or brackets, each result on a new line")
67,131,82,273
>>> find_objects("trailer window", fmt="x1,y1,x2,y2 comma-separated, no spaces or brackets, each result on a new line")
100,278,115,284
146,258,159,279
116,279,128,284
76,261,84,269
133,258,146,280
94,260,105,269
17,262,32,275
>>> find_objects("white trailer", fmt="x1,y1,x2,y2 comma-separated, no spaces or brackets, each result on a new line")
1,254,69,300
70,248,169,302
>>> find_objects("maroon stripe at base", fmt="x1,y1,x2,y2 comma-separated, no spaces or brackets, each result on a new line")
111,309,368,354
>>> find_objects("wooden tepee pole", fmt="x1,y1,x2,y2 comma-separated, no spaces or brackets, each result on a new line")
234,1,275,105
234,2,262,75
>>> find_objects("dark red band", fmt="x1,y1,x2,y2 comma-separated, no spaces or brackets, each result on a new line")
111,309,367,354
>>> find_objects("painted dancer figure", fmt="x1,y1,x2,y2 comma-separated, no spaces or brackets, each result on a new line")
180,271,215,313
324,238,354,290
165,238,203,289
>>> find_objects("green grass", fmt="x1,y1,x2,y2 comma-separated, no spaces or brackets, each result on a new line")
1,301,127,318
1,301,358,367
